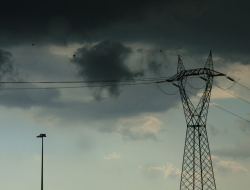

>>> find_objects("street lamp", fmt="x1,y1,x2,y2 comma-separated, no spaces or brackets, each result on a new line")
37,134,46,190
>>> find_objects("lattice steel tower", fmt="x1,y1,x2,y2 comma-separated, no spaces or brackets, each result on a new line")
166,51,225,190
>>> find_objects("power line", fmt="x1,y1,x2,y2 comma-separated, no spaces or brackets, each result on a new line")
235,81,250,91
186,77,250,106
0,77,174,91
225,76,250,91
214,83,250,106
1,74,249,123
186,79,250,106
186,89,250,123
215,81,236,90
155,83,179,95
0,77,169,84
186,80,206,89
0,81,158,90
209,102,250,123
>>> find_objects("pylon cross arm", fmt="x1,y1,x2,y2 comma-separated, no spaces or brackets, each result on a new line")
166,68,225,82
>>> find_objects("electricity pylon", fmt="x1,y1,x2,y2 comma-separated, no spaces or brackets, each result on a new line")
166,51,225,189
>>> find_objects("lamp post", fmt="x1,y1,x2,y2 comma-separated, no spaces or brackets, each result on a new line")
37,134,46,190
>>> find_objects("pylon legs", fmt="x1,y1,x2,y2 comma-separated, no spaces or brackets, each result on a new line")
180,126,216,190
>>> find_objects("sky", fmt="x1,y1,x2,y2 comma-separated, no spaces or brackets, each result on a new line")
0,0,250,189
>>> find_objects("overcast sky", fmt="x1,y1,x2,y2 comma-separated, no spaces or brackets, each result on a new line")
0,0,250,190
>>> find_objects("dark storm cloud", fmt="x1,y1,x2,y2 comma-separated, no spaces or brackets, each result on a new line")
0,0,163,44
148,61,163,75
71,40,143,99
1,0,250,58
0,49,11,65
145,49,171,76
0,0,248,134
0,49,18,84
0,42,180,128
0,49,18,81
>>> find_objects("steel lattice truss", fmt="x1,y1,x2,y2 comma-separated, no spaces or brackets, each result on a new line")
166,51,225,190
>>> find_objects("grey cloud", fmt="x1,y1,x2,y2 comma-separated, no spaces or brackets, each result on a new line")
140,163,181,180
120,127,157,141
0,76,179,128
238,119,250,136
0,86,61,109
208,125,220,136
76,136,96,151
213,141,250,159
148,61,163,76
71,40,143,99
0,45,208,132
0,49,11,66
207,124,228,136
27,83,179,131
0,49,17,81
146,50,169,76
140,164,164,180
212,156,247,173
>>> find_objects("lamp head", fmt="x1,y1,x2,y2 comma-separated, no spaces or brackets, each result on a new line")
36,134,46,138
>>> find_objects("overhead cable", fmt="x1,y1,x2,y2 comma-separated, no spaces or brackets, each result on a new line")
235,81,250,91
0,77,169,84
214,84,250,106
215,81,236,90
187,80,206,90
187,80,250,106
226,76,250,91
0,81,157,90
186,89,250,123
155,83,179,95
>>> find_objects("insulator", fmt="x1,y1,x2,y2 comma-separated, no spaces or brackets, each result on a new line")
200,76,207,81
156,80,166,83
226,76,235,82
172,83,179,88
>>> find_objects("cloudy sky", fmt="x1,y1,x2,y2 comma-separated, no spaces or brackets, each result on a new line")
0,0,250,189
